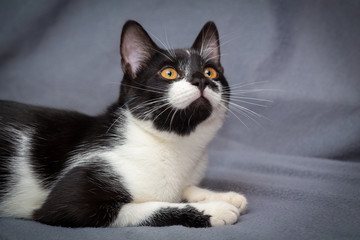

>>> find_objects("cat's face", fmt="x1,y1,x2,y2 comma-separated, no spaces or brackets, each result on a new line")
118,21,229,136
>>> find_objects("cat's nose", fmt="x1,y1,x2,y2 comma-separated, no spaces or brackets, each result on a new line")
190,77,211,93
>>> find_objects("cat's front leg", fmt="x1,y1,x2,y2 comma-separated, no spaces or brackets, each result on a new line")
112,201,240,227
182,185,247,213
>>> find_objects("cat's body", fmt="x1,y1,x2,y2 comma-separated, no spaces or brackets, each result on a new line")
0,21,247,228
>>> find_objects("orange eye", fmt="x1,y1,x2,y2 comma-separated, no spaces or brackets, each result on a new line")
203,67,217,79
160,68,178,80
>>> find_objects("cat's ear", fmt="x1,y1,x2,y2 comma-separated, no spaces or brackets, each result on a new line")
120,20,158,78
192,21,221,65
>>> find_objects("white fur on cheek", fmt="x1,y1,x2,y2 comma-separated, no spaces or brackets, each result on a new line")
168,79,200,109
203,86,222,108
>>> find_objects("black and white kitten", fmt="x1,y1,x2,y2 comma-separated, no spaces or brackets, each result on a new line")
0,20,247,228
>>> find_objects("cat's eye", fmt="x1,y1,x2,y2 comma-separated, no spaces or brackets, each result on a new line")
160,68,178,80
203,67,217,79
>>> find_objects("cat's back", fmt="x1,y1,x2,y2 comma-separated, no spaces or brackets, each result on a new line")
0,100,106,145
0,100,95,169
0,100,38,125
0,100,119,218
0,100,93,126
0,101,102,189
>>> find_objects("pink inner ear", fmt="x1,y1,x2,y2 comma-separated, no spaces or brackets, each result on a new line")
122,38,145,75
128,53,140,73
199,30,220,63
121,25,152,76
203,43,220,63
127,47,143,74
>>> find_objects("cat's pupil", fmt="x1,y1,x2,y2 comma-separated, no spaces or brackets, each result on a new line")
205,70,210,76
167,70,172,77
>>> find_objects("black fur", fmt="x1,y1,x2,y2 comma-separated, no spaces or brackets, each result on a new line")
33,162,132,227
0,101,123,189
141,206,211,228
0,119,16,201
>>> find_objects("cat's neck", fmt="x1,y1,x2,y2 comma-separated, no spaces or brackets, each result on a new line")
121,108,225,149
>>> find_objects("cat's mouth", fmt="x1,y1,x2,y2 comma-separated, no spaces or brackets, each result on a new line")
168,80,221,111
187,95,213,114
147,83,220,135
192,95,211,106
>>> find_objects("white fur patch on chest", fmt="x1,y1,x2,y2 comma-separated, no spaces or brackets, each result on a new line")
102,110,224,203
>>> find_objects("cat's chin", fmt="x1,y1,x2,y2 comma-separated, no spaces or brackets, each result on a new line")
189,96,212,110
142,96,213,136
187,97,213,118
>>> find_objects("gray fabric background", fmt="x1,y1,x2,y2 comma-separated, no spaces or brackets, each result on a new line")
0,0,359,239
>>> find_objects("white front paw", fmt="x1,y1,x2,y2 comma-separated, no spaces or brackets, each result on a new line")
213,192,247,213
194,202,240,227
183,186,248,214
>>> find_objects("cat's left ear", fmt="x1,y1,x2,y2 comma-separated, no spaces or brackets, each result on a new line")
120,20,158,78
192,21,222,68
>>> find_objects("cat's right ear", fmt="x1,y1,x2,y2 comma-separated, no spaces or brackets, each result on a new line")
120,20,158,78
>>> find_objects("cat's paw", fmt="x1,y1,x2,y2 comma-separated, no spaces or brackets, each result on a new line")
184,187,247,213
211,192,247,213
194,202,240,227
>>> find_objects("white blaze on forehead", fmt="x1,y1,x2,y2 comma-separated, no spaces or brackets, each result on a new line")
168,79,200,109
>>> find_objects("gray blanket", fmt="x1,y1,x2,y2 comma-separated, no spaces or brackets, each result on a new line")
1,0,359,239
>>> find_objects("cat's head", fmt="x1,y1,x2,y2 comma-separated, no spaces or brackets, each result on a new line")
118,20,229,136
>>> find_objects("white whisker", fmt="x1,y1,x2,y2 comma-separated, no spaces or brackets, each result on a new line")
121,83,166,94
146,45,174,62
164,25,176,58
187,108,196,129
204,53,228,63
128,97,167,113
226,101,271,122
218,103,249,129
203,36,241,60
227,88,281,94
105,97,139,134
147,31,175,61
139,102,170,120
229,99,269,107
132,81,167,93
222,81,270,90
169,109,179,132
228,96,273,103
153,104,173,122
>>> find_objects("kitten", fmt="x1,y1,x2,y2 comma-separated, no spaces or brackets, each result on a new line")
0,20,247,228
